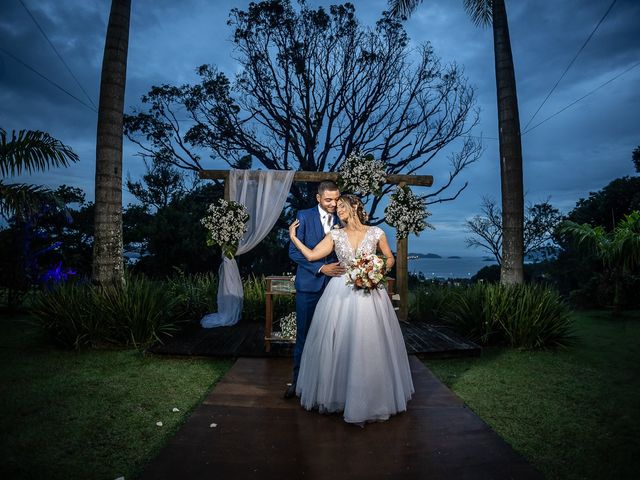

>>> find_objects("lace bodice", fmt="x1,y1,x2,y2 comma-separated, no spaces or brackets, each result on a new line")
330,226,384,265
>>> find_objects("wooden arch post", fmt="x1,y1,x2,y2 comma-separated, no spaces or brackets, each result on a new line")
199,170,433,321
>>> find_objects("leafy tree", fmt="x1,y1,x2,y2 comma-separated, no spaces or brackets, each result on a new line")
389,0,525,284
0,128,78,220
0,185,92,310
567,176,640,231
632,145,639,173
126,157,194,211
124,0,480,217
465,197,562,265
560,211,640,315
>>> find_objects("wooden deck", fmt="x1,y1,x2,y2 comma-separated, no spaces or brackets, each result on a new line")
140,356,542,480
150,320,481,358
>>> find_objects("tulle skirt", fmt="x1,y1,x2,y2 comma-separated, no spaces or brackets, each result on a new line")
296,275,414,424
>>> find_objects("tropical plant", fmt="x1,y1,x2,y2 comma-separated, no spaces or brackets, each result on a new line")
33,275,180,351
92,0,131,287
390,0,525,284
167,270,219,320
559,211,640,315
444,283,574,348
0,128,78,219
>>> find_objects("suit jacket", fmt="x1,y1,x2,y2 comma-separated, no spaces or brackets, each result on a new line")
288,206,339,293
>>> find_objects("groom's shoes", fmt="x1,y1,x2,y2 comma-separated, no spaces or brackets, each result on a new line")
284,382,296,399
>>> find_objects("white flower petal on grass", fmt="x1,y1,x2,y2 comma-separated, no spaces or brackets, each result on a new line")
156,421,163,427
172,407,180,412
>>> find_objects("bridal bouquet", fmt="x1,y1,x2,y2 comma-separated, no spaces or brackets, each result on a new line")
345,253,387,291
201,199,250,259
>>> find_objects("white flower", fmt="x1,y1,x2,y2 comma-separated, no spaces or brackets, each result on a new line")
210,423,218,428
338,152,387,196
385,186,434,238
201,199,250,258
156,421,163,427
172,407,180,412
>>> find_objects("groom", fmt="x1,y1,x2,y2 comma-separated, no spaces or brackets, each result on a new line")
285,180,344,399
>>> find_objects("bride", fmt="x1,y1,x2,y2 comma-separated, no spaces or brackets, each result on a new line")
288,194,414,424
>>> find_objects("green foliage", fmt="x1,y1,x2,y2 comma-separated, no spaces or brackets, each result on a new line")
409,282,456,323
31,282,99,349
410,282,575,348
32,276,180,351
242,274,266,322
0,128,79,177
241,274,295,322
97,277,180,350
560,211,640,313
167,270,218,320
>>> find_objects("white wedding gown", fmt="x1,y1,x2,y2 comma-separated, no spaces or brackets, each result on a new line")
296,226,414,424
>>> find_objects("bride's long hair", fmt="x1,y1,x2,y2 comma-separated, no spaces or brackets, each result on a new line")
338,194,368,226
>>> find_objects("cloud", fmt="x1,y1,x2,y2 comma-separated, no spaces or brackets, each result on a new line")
2,0,638,257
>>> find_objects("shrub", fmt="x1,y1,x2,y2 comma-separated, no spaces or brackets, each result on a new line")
33,276,180,351
96,276,180,350
409,283,458,323
411,282,576,349
168,270,218,320
443,284,496,344
32,281,101,349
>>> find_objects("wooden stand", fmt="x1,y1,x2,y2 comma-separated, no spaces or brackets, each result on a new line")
264,276,296,352
264,276,397,352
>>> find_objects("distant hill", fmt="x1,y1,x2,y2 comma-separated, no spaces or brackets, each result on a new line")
408,253,442,259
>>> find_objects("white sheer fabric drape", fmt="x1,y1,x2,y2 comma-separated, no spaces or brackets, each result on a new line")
201,169,295,328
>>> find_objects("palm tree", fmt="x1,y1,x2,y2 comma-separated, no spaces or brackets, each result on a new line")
1,128,78,219
389,0,525,284
560,211,640,315
92,0,131,287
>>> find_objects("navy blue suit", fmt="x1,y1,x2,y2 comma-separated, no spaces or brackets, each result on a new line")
288,206,338,383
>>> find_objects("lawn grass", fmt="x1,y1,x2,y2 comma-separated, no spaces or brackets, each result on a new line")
424,310,640,480
0,313,233,480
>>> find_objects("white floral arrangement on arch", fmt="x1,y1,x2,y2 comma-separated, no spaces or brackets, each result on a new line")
201,199,250,259
384,185,434,239
337,151,387,196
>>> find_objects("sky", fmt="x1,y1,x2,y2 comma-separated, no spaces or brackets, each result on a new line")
1,0,638,256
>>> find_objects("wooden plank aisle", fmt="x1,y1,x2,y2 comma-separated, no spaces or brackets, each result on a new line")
150,322,481,358
140,356,541,479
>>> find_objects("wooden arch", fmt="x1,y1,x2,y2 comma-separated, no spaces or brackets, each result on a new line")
199,170,433,321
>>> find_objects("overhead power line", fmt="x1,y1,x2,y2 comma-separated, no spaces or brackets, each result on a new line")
522,0,618,132
0,46,97,113
522,60,640,136
18,0,98,110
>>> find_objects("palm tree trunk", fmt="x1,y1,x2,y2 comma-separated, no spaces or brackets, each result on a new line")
92,0,131,286
492,0,524,285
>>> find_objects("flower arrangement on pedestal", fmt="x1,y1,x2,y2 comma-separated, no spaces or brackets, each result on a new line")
201,199,250,258
338,151,387,196
384,185,434,238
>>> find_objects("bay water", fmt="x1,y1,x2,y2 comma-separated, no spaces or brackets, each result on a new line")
408,256,498,279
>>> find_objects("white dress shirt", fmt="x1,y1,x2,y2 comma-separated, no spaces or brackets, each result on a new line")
318,205,334,234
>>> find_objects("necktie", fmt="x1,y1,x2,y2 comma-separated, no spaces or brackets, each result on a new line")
325,214,332,232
